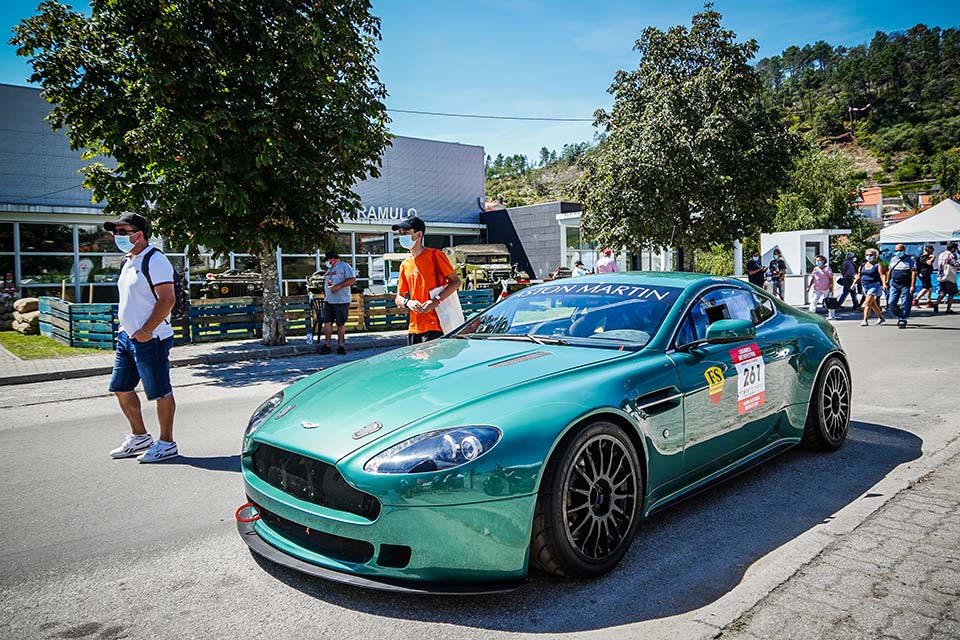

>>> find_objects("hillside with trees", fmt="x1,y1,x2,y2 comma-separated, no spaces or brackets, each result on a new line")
758,24,960,185
485,23,960,209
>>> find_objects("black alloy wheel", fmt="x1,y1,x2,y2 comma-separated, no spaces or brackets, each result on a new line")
531,421,643,578
802,356,851,451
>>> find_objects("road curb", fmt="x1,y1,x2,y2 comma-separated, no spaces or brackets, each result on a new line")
0,336,407,386
683,431,960,639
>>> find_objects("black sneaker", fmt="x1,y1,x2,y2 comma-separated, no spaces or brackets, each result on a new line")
337,346,346,355
318,344,331,355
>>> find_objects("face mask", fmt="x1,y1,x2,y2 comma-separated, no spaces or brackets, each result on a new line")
324,261,332,269
816,260,824,267
894,251,904,257
398,234,416,250
752,255,759,260
114,234,136,253
866,255,875,262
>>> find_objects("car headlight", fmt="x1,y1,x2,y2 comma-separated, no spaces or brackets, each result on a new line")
364,426,502,474
245,391,284,438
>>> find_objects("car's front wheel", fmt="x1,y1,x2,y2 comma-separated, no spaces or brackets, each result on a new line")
530,421,643,578
801,356,851,450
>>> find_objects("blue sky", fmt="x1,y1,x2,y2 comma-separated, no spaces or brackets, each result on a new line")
1,0,955,160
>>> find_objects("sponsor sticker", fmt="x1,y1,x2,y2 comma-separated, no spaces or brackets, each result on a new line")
730,343,765,414
513,282,678,302
703,366,725,404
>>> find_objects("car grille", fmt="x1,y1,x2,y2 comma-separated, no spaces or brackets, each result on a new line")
256,503,375,564
251,444,381,521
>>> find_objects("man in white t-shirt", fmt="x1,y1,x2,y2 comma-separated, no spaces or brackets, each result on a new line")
103,213,179,463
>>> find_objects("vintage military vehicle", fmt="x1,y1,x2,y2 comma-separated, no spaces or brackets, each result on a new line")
443,244,532,297
201,269,264,298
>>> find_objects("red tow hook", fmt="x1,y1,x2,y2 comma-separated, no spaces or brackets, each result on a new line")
235,502,261,523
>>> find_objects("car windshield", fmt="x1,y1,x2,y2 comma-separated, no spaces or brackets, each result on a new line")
453,281,682,349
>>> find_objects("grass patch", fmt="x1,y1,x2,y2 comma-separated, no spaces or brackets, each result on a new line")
0,331,108,360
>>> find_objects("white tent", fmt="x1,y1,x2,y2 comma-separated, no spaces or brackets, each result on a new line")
880,198,960,244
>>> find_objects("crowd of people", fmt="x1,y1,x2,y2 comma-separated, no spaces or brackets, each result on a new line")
749,243,960,327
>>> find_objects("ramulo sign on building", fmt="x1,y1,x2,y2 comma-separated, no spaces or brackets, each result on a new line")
348,206,418,221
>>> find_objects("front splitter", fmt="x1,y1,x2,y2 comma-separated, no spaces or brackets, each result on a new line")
237,519,528,595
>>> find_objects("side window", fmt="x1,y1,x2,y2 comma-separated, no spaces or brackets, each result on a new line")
753,293,776,325
676,287,757,346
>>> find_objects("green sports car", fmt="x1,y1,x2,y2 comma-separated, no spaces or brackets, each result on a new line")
237,272,850,593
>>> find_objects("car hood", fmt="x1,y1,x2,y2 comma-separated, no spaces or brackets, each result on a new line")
254,337,627,462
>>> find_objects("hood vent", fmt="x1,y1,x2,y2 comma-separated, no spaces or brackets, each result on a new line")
488,351,551,368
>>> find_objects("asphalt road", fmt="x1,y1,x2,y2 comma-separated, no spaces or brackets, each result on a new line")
1,307,958,640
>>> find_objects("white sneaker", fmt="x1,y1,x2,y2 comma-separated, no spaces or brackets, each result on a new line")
860,320,869,326
110,433,154,459
137,440,179,463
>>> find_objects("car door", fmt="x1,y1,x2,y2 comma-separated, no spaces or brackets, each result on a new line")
667,286,782,481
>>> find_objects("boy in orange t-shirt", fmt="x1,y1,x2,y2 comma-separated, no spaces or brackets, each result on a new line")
392,216,461,344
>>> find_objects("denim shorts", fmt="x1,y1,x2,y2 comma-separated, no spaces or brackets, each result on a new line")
108,331,174,400
862,283,882,297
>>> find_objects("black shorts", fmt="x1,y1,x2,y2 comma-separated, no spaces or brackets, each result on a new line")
407,330,443,345
919,274,933,289
940,280,958,295
321,302,350,326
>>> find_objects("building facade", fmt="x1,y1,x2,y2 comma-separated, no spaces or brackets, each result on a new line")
0,84,485,302
483,201,669,278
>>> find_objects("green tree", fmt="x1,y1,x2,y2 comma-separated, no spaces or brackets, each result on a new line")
573,4,800,265
934,147,960,199
773,146,861,231
11,0,390,345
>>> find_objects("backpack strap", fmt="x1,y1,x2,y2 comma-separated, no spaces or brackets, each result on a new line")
140,246,160,300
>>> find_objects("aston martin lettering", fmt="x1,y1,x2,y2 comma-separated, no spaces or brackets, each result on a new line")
514,283,675,301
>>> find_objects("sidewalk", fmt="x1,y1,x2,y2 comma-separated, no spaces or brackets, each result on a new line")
0,330,408,386
720,449,960,640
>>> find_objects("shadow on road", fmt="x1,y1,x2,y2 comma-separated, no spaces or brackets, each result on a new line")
157,454,240,472
191,358,322,387
248,420,922,633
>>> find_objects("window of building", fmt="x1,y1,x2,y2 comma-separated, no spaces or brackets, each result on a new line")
0,223,13,253
423,234,451,249
77,225,117,253
19,223,74,253
281,256,318,280
20,255,76,285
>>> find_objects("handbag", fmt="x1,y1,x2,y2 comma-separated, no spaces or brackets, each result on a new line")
429,249,465,333
824,296,841,310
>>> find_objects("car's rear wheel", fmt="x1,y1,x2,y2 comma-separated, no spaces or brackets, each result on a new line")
530,421,643,578
801,356,850,451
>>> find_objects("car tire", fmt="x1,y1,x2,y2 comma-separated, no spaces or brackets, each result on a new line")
801,356,851,451
530,421,643,578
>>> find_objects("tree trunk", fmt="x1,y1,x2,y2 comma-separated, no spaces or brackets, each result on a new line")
258,246,286,346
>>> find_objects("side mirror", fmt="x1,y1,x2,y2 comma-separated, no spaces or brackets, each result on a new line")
705,319,756,344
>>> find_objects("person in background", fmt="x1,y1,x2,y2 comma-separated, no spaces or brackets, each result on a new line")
746,250,766,289
767,249,786,300
854,248,886,326
837,252,861,311
318,250,356,355
572,260,590,277
392,216,461,344
884,243,916,329
933,242,959,315
914,245,936,308
0,272,17,302
806,255,836,320
102,213,178,463
595,248,619,273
